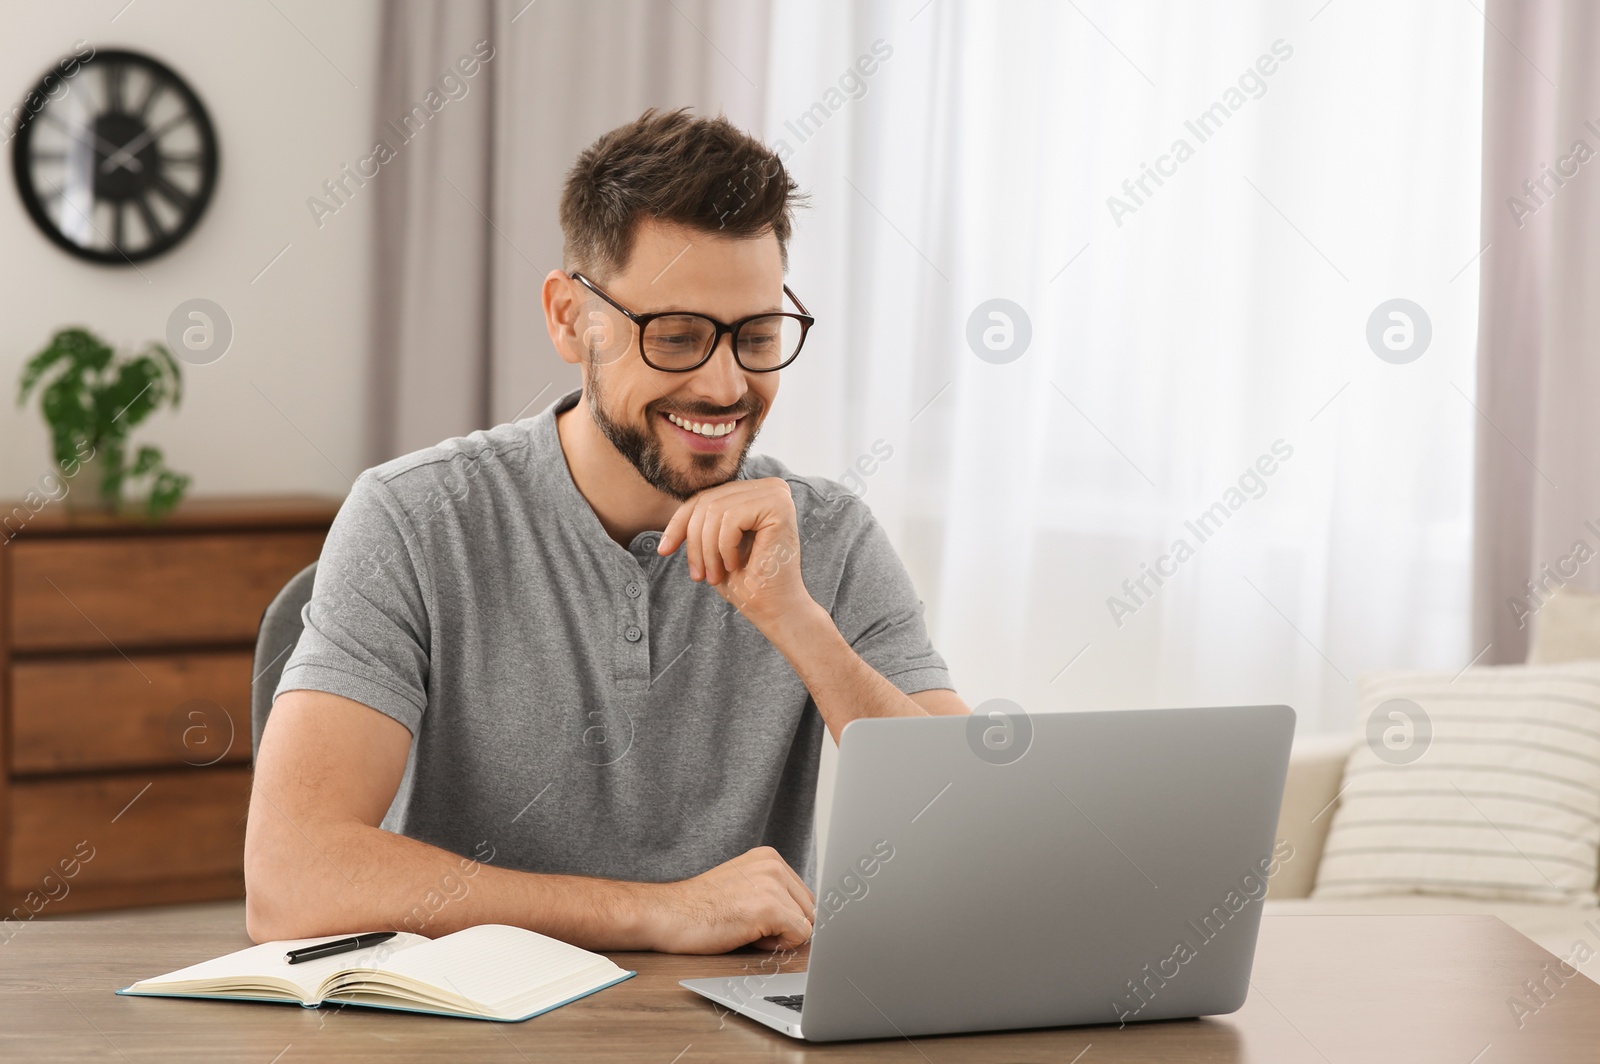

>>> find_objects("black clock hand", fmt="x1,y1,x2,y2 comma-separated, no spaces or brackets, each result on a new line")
101,112,187,174
40,111,144,173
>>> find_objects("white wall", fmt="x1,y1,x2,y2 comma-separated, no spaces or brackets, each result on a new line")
1,0,378,502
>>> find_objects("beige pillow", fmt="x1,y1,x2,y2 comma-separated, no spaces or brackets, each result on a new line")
1312,663,1600,905
1528,589,1600,664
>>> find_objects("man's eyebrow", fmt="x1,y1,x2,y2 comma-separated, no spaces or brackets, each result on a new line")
651,302,785,317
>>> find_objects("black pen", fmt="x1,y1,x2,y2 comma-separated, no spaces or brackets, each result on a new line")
284,931,397,965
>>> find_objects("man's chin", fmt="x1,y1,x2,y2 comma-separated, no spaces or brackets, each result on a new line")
649,419,752,493
658,451,741,499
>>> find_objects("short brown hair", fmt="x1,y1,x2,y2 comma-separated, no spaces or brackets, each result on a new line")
559,107,806,279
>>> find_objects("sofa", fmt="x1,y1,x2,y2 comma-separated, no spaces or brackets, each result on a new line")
1266,733,1600,969
1264,591,1600,980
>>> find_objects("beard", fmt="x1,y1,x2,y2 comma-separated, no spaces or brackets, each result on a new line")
585,358,764,501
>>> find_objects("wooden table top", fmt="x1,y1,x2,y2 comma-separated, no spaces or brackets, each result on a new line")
3,901,1597,1061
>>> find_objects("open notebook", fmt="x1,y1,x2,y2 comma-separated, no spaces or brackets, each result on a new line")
116,924,635,1022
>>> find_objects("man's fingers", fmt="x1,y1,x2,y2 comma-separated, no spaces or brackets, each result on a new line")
765,923,810,951
758,895,812,949
659,500,695,555
776,861,816,921
684,504,709,581
716,512,746,581
665,845,822,954
748,848,814,929
700,504,727,584
658,480,799,601
775,903,814,949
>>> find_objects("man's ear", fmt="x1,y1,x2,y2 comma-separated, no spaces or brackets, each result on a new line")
542,269,585,367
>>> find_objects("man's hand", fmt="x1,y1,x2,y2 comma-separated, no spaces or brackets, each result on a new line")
658,477,818,637
639,846,815,954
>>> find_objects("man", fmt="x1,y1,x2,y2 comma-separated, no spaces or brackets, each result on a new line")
245,108,967,956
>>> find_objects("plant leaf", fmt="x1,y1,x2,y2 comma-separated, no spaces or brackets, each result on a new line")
130,444,163,476
17,333,71,404
98,358,164,429
146,469,190,519
149,342,183,407
19,327,190,517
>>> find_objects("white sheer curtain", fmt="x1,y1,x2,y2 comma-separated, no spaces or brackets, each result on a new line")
756,0,1485,736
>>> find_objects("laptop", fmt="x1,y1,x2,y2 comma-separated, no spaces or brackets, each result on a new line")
681,704,1295,1042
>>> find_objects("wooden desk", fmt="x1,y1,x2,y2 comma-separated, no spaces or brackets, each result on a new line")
3,902,1598,1061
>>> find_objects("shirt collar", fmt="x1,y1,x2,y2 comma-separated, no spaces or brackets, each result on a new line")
525,387,667,561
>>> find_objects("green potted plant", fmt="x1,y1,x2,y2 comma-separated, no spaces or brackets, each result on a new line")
17,327,192,518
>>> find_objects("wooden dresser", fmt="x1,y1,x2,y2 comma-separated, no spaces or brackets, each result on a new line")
0,495,341,917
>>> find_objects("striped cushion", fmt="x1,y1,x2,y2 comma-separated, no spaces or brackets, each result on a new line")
1311,664,1600,905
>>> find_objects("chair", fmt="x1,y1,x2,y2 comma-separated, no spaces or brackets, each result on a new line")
251,562,318,761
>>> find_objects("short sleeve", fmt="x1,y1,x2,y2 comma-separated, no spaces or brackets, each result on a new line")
273,472,432,734
817,493,952,695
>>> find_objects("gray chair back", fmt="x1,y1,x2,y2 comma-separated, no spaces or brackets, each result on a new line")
252,562,318,761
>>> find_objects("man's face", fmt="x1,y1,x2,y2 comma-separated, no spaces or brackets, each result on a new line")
576,218,786,500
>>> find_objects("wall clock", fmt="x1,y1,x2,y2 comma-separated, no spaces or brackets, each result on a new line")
11,49,218,264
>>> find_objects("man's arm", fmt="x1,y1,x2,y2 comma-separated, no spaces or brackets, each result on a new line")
244,689,814,952
658,478,968,742
766,604,968,743
909,689,970,716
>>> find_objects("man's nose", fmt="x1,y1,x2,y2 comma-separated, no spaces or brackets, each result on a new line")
690,331,748,407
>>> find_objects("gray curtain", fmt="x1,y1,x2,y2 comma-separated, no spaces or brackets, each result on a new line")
368,0,769,464
369,0,497,464
1473,0,1600,663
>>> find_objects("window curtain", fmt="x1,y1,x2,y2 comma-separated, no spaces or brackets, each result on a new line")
486,0,772,431
759,0,1484,737
369,0,768,462
371,0,1488,741
368,0,497,463
1472,0,1600,665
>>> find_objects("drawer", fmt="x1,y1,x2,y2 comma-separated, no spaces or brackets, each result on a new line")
6,767,252,896
11,652,254,774
8,531,324,651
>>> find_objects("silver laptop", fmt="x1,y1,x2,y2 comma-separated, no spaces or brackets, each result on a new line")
681,704,1295,1042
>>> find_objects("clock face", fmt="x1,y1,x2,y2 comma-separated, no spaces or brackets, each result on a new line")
11,49,218,264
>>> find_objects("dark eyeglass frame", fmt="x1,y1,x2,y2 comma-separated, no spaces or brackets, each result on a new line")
569,271,814,373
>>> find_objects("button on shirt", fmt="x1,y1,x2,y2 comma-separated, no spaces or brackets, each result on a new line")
274,388,951,888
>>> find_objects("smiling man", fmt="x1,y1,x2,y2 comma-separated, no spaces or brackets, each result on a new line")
245,108,966,955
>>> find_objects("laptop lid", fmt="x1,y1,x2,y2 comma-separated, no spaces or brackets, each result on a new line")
798,704,1296,1042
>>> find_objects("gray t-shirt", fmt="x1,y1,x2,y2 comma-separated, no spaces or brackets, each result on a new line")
274,388,950,889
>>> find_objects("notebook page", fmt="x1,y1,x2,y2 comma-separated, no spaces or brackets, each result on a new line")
130,933,430,1000
376,924,619,1011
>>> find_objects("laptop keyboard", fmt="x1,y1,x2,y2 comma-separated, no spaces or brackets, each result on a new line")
765,994,805,1013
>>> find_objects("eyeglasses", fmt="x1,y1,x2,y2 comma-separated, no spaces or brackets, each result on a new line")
569,271,814,373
